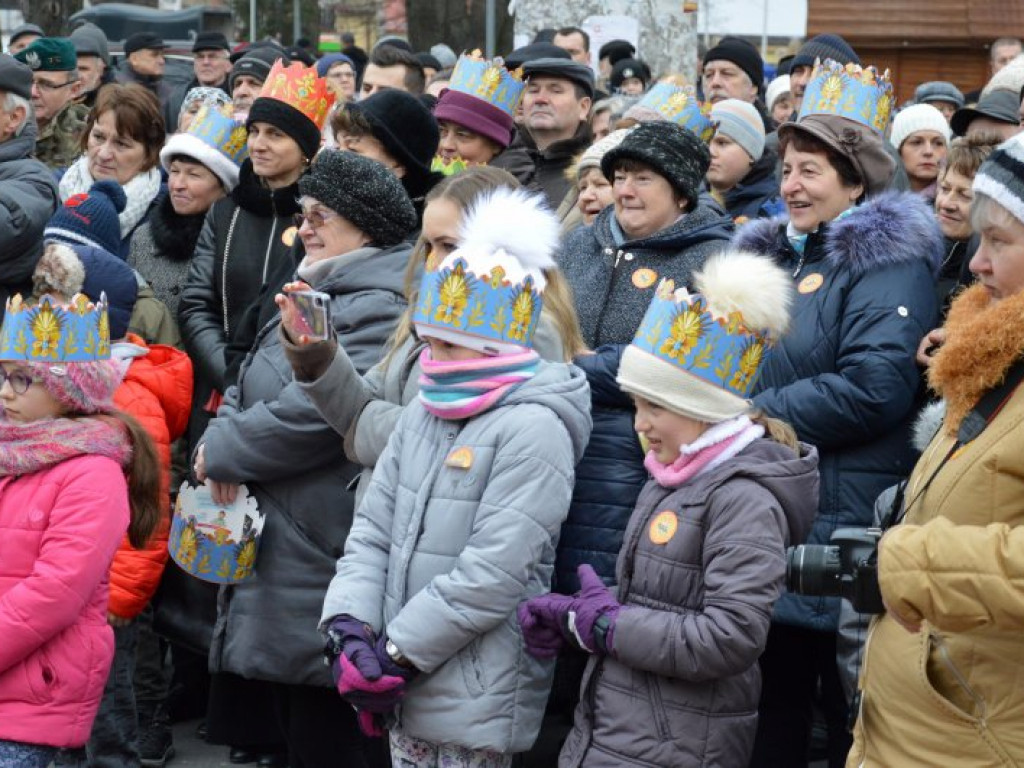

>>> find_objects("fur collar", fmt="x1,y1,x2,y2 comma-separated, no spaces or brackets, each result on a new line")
733,191,943,278
149,193,207,262
928,284,1024,436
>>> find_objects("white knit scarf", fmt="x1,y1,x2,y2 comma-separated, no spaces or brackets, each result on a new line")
59,156,162,241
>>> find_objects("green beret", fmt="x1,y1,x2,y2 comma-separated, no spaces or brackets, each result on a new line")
15,37,77,72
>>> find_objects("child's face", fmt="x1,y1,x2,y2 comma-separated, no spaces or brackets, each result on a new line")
0,363,66,424
633,394,708,463
426,336,484,362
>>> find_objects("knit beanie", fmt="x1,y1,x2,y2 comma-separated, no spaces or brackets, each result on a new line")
610,58,649,92
617,251,793,423
347,90,439,196
229,45,287,91
703,36,764,94
578,128,635,177
431,43,457,69
711,98,765,160
889,103,951,150
44,180,126,256
69,22,109,66
298,149,417,247
914,81,964,110
315,52,353,78
791,34,859,69
247,99,320,162
982,54,1024,100
602,120,711,205
765,74,791,110
246,61,332,162
178,86,232,122
25,356,125,415
972,132,1024,226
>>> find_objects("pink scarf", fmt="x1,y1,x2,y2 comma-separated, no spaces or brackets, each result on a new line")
0,416,132,477
644,416,764,489
417,348,540,420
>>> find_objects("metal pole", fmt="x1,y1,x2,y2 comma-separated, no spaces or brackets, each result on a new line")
485,0,495,58
293,0,300,44
761,0,768,60
249,0,256,42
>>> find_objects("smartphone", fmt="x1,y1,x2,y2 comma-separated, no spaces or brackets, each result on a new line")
285,290,331,341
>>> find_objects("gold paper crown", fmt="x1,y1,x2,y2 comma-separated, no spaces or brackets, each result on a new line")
798,60,895,134
257,60,335,130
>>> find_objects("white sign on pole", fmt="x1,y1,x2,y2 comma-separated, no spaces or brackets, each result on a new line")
582,15,641,73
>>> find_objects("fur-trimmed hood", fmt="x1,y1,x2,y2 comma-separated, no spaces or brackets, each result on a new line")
733,190,944,278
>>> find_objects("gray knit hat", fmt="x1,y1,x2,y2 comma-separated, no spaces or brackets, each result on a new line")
791,34,859,69
972,132,1024,226
70,22,109,66
298,150,416,247
602,121,711,206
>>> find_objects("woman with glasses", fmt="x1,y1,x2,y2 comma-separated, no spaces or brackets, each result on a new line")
194,149,417,768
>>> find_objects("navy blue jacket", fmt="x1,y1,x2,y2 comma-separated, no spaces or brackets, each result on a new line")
555,345,646,593
734,191,942,632
723,150,785,223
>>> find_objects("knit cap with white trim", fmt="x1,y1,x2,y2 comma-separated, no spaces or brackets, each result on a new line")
711,98,765,160
972,132,1024,227
889,103,951,151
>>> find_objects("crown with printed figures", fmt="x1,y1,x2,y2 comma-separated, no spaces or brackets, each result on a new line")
634,83,714,142
257,59,335,129
0,293,110,362
797,59,895,134
161,103,249,191
447,52,525,117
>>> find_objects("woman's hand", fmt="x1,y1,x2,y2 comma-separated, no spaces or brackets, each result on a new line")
207,479,240,507
275,280,315,345
916,327,946,368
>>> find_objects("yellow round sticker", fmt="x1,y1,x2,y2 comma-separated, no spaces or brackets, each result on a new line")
649,510,678,545
445,447,474,469
281,226,298,247
632,268,658,289
798,273,824,294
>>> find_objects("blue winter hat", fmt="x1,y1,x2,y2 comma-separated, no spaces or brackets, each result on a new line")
791,34,859,69
315,52,354,78
45,180,127,257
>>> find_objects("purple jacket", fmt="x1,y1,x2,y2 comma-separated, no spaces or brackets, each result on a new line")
0,455,129,747
560,438,818,767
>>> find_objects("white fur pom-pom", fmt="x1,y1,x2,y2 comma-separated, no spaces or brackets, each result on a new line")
458,188,560,273
32,242,86,301
694,250,794,339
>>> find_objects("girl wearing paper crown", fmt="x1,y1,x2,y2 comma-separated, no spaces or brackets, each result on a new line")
732,59,942,767
319,188,592,766
0,293,161,765
520,251,818,767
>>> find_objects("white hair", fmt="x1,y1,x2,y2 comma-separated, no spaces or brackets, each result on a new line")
1,92,32,136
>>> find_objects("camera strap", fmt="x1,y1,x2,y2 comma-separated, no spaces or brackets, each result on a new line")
896,357,1024,525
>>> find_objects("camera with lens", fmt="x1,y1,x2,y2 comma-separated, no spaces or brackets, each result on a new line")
785,527,885,614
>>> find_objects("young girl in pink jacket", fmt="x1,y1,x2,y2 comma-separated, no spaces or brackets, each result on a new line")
0,294,161,767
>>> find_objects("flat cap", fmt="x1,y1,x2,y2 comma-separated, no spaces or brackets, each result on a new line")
193,31,230,53
124,32,168,57
522,57,595,98
0,53,33,99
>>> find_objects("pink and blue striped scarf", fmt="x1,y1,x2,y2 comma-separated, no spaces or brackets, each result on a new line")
417,348,540,420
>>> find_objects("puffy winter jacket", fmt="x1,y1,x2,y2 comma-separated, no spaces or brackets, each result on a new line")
722,149,785,223
734,191,942,631
0,455,129,748
108,337,193,619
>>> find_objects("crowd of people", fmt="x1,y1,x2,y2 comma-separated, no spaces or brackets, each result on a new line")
0,13,1023,768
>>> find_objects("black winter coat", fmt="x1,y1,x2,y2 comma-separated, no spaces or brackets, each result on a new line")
734,191,942,632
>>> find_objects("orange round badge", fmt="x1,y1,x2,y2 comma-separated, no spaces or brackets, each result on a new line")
632,268,658,289
798,273,823,294
649,510,678,545
281,226,298,247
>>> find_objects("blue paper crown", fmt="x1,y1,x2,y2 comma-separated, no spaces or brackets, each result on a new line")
412,254,543,349
0,293,110,362
797,59,895,134
635,83,715,142
630,280,774,399
447,53,525,117
189,104,249,166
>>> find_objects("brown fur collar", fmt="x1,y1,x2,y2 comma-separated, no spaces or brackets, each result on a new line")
928,283,1024,435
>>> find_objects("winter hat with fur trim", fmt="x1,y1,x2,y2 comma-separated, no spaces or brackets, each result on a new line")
161,102,248,191
24,355,125,415
972,131,1024,226
889,103,951,151
618,251,793,423
44,180,126,256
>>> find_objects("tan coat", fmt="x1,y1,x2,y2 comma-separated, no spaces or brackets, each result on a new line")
848,287,1024,767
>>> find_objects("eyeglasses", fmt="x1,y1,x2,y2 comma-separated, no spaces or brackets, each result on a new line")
33,78,77,93
293,206,338,230
0,368,39,395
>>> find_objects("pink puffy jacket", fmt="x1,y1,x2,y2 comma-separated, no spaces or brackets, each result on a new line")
0,454,129,748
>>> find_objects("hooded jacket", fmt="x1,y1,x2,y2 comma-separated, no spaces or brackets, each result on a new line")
734,191,942,632
559,203,733,347
322,363,593,752
201,243,407,686
560,439,819,768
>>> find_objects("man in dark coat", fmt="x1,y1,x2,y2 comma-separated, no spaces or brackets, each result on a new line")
165,32,232,131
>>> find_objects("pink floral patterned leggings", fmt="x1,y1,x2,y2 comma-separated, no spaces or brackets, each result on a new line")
389,729,512,768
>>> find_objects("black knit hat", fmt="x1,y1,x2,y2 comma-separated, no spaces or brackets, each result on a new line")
299,150,417,247
347,90,439,197
602,121,711,205
230,45,288,89
247,98,320,161
791,34,859,69
704,36,764,94
598,39,635,66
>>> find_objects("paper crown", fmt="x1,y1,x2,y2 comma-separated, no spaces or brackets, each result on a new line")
431,154,475,176
630,279,775,400
635,83,714,142
187,103,249,167
0,293,110,362
797,59,895,134
257,59,335,129
447,52,525,117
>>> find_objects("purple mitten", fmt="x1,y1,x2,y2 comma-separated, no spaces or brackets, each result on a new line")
568,564,622,654
334,653,407,713
372,634,419,681
517,599,568,659
327,615,383,681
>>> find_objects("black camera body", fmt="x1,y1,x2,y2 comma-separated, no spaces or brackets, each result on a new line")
785,527,885,614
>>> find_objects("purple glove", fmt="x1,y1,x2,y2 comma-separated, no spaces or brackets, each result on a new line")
517,593,576,658
372,634,418,681
334,653,406,713
568,564,622,655
326,615,382,682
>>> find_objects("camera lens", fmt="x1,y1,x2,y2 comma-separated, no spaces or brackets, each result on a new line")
785,544,842,597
